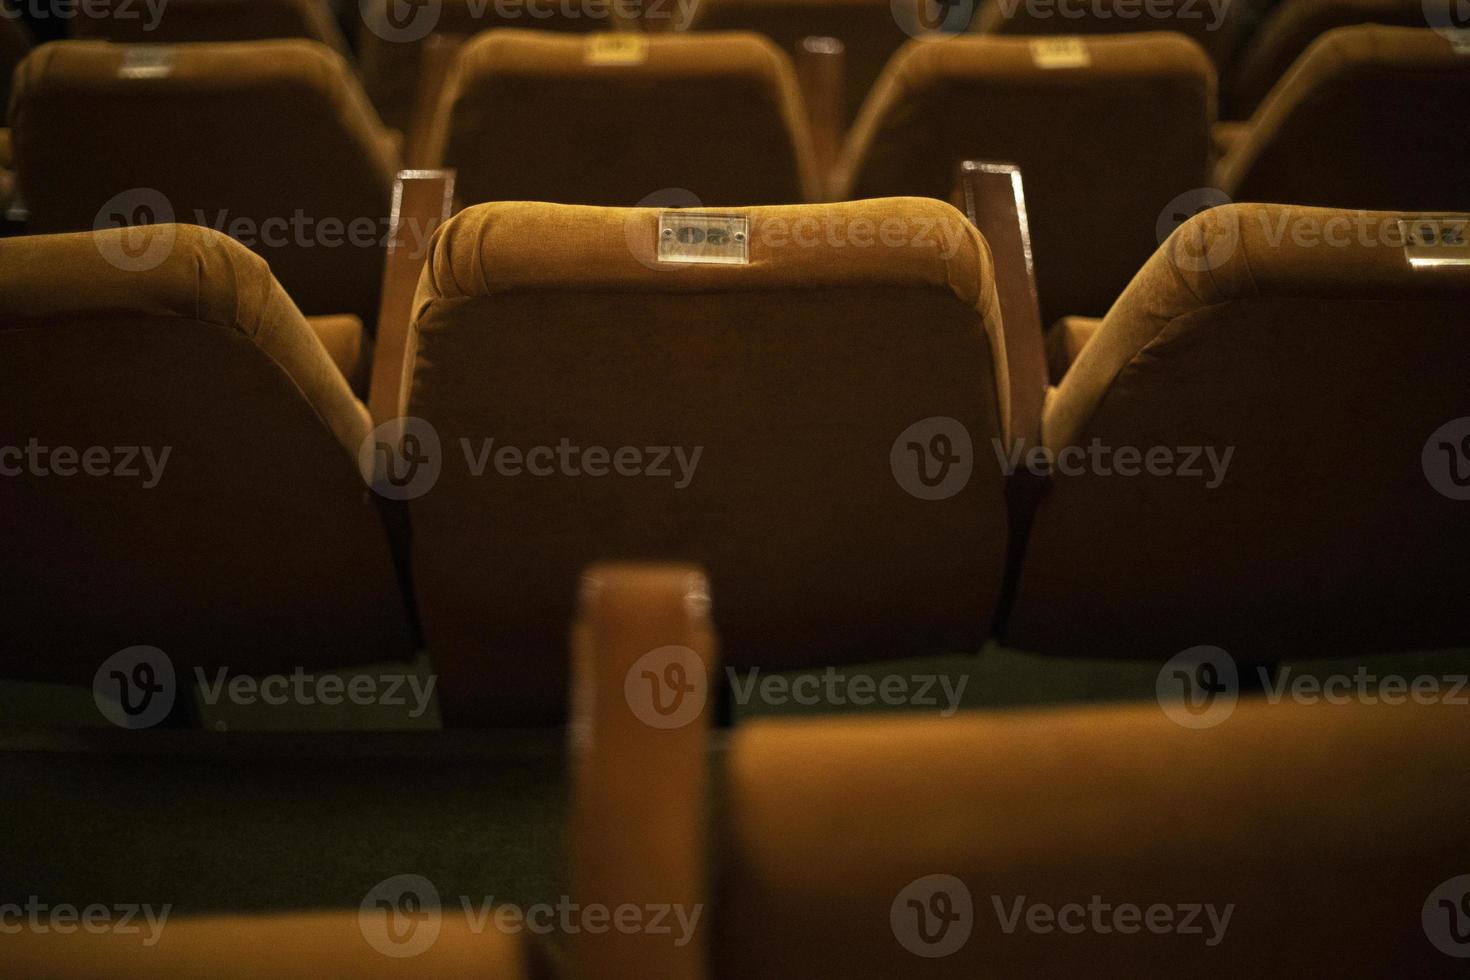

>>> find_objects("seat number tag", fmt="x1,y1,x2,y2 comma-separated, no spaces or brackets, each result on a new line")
1030,38,1091,69
119,46,175,80
587,34,649,65
657,213,750,266
1399,217,1470,267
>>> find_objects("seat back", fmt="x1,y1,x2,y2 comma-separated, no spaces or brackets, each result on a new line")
677,0,929,126
358,0,620,132
0,225,412,684
401,198,1010,723
72,0,349,52
1007,203,1470,661
11,40,398,324
839,33,1214,322
429,29,819,206
1226,0,1452,117
1222,26,1470,211
975,0,1250,71
715,701,1470,976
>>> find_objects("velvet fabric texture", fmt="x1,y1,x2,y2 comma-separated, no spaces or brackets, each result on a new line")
405,198,1008,724
974,0,1252,70
0,225,413,683
1007,203,1470,661
838,33,1215,324
71,0,350,53
428,29,820,206
10,39,400,326
717,700,1470,976
1226,0,1449,117
1220,26,1470,210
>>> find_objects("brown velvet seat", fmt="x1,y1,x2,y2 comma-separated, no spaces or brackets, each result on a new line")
403,198,1011,724
359,0,623,133
0,225,413,684
672,0,935,127
10,39,400,327
1219,26,1470,211
1226,0,1455,118
5,910,548,978
427,29,820,206
71,0,350,53
837,33,1215,323
1006,203,1470,662
716,700,1470,976
974,0,1251,73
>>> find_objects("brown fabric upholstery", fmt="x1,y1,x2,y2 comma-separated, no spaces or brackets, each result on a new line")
307,313,373,396
359,0,617,133
1220,26,1470,210
0,4,29,124
11,39,399,326
72,0,350,53
1007,203,1470,661
5,911,541,978
428,29,820,206
1210,118,1250,158
838,33,1215,322
406,198,1009,724
975,0,1252,70
1045,314,1101,380
717,699,1470,977
1226,0,1448,117
0,225,413,683
676,0,926,127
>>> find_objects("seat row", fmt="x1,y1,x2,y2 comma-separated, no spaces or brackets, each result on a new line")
7,0,1462,125
3,197,1466,725
9,563,1469,976
7,26,1467,327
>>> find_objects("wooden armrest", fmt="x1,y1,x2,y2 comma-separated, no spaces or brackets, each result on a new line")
569,563,715,980
951,160,1046,454
794,36,845,201
366,169,456,428
408,33,467,170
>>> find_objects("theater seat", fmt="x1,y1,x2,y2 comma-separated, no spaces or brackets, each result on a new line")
358,0,621,134
10,39,400,327
974,0,1250,74
401,198,1011,723
673,0,926,127
5,911,549,978
72,0,350,54
427,30,820,206
0,225,413,685
715,700,1470,976
1006,203,1470,662
837,33,1214,323
1226,0,1455,118
1219,26,1470,211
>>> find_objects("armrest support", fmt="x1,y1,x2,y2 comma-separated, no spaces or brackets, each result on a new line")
794,37,845,200
408,33,467,169
569,563,715,980
951,160,1046,454
366,170,456,428
1046,315,1103,383
305,314,371,397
